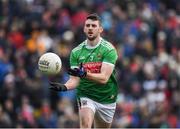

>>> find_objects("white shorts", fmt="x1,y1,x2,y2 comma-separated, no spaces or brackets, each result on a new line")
78,97,116,123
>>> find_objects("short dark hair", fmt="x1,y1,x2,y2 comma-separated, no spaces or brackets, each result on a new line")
86,13,101,22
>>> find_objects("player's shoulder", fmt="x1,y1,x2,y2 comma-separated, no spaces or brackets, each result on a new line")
100,38,115,51
72,41,85,53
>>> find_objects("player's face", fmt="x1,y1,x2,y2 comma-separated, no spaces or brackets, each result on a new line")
84,19,103,41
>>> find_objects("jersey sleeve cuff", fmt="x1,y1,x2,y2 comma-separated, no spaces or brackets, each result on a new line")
102,62,115,67
71,66,79,69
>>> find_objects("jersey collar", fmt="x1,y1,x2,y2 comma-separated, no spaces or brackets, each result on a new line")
85,37,102,49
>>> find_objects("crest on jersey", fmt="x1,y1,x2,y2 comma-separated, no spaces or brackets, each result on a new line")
97,53,102,59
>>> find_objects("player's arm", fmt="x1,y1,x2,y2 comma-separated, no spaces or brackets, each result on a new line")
86,62,114,84
86,48,117,84
64,76,80,89
49,75,80,91
68,48,118,84
68,62,114,84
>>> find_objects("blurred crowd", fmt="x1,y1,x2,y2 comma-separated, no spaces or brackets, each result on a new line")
0,0,180,128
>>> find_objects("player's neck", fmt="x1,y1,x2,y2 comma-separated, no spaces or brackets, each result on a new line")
87,37,101,47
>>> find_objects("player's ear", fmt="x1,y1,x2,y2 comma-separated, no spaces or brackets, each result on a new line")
99,26,103,33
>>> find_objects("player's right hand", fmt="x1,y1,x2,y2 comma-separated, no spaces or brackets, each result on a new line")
49,82,67,91
68,63,87,78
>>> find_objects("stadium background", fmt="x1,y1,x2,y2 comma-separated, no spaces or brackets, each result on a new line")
0,0,179,128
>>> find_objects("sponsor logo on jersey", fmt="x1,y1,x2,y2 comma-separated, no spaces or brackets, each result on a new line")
83,62,102,73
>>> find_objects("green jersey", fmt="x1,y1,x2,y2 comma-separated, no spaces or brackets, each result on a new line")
70,37,118,104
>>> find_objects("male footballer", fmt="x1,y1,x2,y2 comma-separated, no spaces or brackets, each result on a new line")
50,13,118,128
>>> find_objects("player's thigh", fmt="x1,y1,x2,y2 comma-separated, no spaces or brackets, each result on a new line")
79,107,94,128
78,97,95,128
94,113,112,128
94,102,116,128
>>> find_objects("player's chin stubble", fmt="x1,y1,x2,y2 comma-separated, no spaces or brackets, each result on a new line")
87,35,97,41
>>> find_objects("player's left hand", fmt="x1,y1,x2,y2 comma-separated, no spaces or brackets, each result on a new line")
68,63,87,78
49,81,67,91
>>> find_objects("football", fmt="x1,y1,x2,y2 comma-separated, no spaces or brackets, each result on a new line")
38,52,62,75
